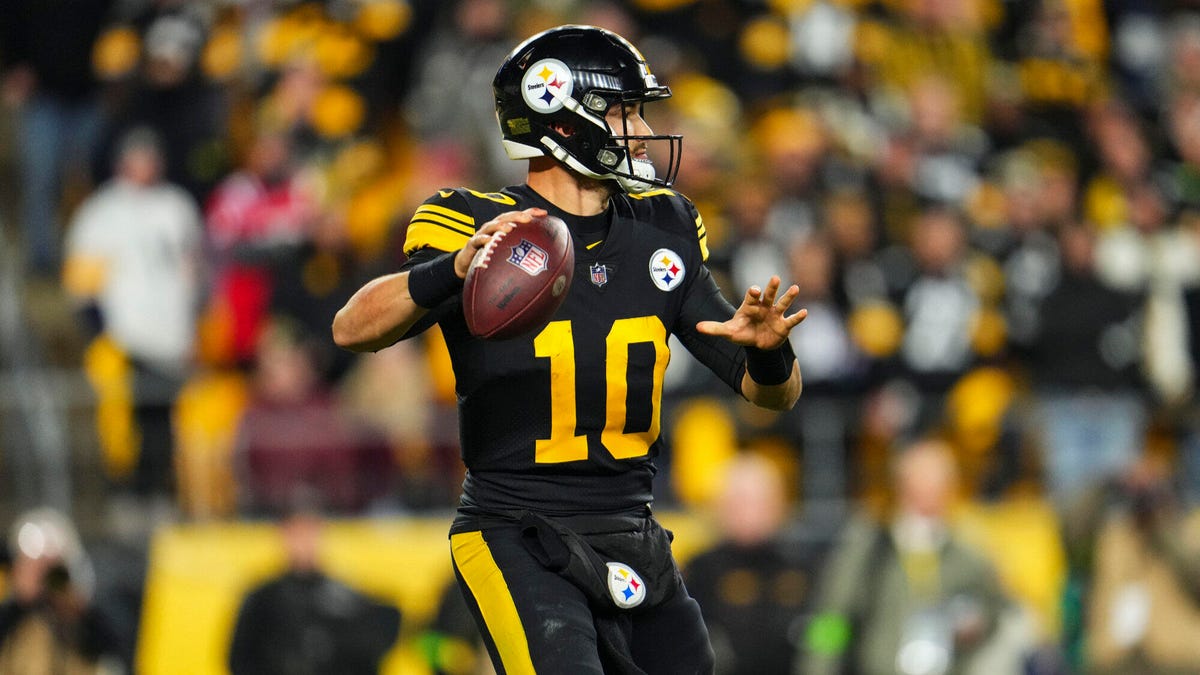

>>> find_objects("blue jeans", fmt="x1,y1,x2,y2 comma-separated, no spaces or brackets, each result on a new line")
18,94,103,273
1038,391,1146,506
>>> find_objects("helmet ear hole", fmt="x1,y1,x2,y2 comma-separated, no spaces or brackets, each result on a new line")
548,120,576,138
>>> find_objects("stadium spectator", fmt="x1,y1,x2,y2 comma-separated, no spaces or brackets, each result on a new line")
268,210,365,385
1062,454,1200,674
228,505,400,675
800,439,1010,675
994,143,1070,354
1081,102,1156,232
0,508,122,673
751,106,827,239
902,75,988,206
1005,0,1107,150
1105,0,1168,115
62,127,204,514
823,187,888,311
788,234,867,391
1094,180,1200,499
255,55,327,161
1030,223,1146,506
785,233,866,509
721,175,793,297
896,207,980,421
685,453,824,675
94,5,229,202
0,0,115,276
234,319,393,516
337,332,460,510
205,129,318,366
404,0,522,186
865,0,994,127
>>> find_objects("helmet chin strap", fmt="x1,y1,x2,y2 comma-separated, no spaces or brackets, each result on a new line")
616,158,656,193
540,136,658,194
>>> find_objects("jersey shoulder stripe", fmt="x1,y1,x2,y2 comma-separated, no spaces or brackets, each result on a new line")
415,203,475,227
403,189,480,255
404,220,472,254
626,188,679,201
693,209,709,262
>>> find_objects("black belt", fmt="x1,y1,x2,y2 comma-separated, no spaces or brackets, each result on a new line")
452,504,653,535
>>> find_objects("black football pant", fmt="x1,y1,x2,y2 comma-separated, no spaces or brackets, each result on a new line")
450,526,714,674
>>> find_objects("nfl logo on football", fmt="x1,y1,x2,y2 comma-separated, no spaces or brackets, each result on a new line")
508,239,549,276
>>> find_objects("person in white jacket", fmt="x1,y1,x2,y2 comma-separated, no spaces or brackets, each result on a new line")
63,127,204,509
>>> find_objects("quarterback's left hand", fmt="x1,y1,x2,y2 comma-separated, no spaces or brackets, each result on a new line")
696,276,807,350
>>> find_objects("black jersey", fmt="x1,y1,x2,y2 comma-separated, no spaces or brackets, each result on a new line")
401,184,747,516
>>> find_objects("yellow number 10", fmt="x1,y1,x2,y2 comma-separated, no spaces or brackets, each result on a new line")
532,317,670,464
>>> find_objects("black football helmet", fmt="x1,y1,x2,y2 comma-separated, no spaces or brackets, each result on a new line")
493,25,682,193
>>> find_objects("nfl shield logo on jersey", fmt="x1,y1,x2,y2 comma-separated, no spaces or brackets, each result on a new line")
590,263,609,288
606,562,646,609
508,239,549,276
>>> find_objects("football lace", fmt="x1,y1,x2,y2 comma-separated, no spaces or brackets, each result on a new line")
477,229,506,269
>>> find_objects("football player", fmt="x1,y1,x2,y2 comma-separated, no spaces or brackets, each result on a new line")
333,25,806,674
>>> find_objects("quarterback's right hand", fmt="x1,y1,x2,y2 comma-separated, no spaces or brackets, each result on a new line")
454,208,548,278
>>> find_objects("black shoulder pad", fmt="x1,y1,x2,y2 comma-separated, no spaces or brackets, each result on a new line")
625,188,709,262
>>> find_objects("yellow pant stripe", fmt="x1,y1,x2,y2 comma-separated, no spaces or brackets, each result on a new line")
450,532,536,675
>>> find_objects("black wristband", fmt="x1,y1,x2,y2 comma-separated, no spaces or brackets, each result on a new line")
744,343,794,386
407,252,463,308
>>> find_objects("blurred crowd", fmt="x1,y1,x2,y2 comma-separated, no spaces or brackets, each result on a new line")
2,0,1200,673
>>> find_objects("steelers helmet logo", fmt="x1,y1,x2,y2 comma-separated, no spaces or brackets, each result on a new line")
649,248,685,291
521,58,574,114
606,561,646,609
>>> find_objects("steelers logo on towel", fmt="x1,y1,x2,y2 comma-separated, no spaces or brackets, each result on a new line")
606,561,646,609
649,248,685,291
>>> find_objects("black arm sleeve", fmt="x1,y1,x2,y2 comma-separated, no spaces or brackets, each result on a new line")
396,247,460,340
674,265,746,394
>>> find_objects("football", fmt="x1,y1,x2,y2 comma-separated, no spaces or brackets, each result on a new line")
463,214,574,339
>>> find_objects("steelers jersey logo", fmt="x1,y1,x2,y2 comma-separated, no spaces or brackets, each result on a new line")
522,58,574,114
649,248,685,291
606,562,646,609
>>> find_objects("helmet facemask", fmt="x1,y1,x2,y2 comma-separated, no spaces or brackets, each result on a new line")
540,90,682,194
597,97,682,194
